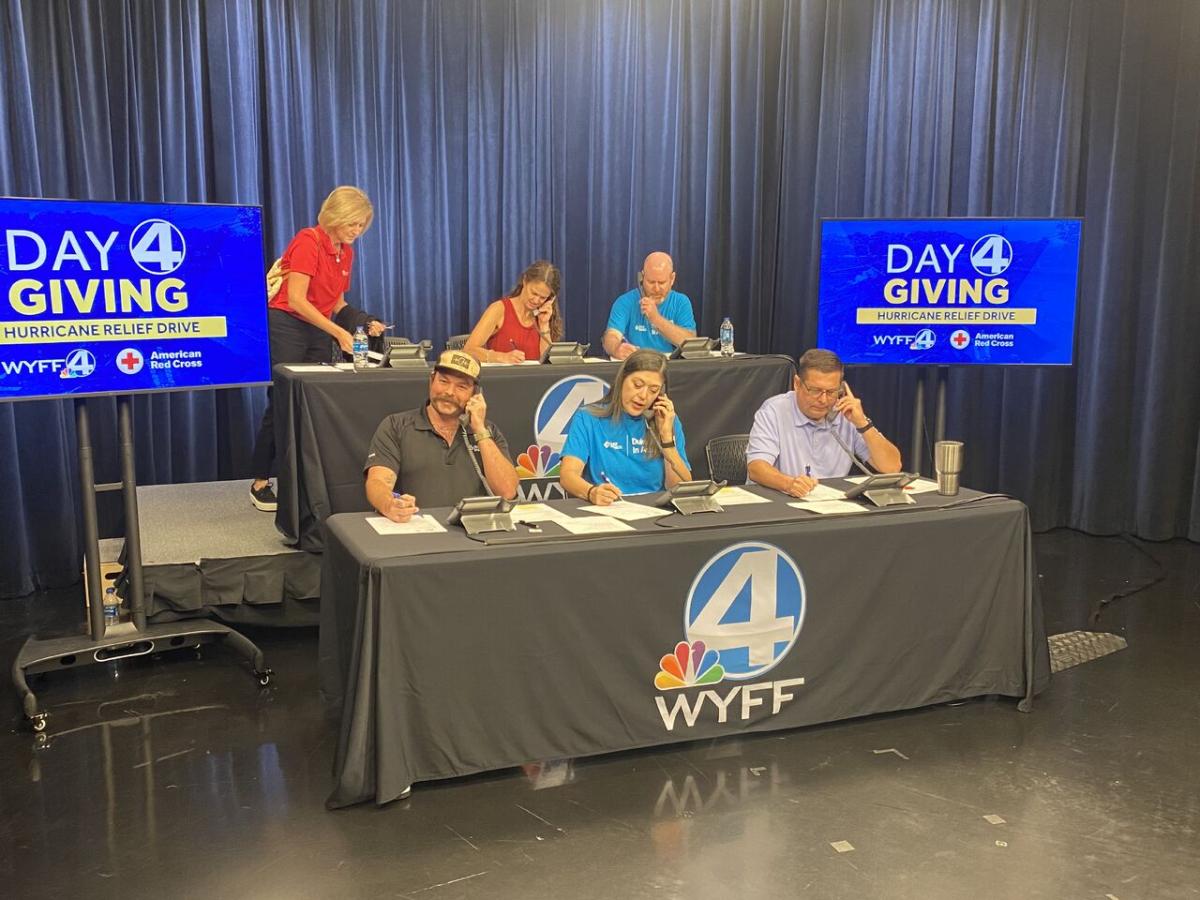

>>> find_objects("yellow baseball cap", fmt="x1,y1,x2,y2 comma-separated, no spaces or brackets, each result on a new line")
434,349,481,382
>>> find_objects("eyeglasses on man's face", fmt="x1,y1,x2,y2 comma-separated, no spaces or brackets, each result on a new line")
800,382,843,400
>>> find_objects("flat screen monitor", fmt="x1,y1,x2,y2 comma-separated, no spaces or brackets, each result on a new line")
0,197,270,401
818,218,1082,365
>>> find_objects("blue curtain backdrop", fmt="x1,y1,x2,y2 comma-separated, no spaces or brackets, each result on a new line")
0,0,1197,597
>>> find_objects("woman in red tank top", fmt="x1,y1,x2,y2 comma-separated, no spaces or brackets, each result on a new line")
464,260,564,364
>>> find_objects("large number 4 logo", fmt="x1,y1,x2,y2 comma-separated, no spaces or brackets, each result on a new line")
969,234,1012,277
129,219,186,274
686,542,805,680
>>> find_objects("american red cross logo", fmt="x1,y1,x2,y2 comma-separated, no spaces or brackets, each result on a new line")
116,348,144,374
951,330,970,349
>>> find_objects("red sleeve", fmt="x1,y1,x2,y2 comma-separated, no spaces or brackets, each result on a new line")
284,228,320,277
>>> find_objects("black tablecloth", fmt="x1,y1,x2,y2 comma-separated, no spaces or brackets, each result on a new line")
274,354,795,551
319,485,1050,807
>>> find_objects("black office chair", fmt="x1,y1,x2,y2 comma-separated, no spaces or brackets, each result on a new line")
705,434,750,485
445,334,469,351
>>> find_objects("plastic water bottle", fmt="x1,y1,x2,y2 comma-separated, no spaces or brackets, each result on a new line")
719,317,734,357
103,587,119,627
352,325,368,370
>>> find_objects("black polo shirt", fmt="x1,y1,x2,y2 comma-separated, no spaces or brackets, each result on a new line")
364,404,511,508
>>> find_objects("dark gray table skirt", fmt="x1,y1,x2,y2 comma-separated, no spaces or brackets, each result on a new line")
273,354,795,551
319,488,1050,808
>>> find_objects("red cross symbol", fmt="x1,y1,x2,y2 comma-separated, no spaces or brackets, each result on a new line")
951,331,969,348
118,349,143,372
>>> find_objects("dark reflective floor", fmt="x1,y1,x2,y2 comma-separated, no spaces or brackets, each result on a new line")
2,530,1198,899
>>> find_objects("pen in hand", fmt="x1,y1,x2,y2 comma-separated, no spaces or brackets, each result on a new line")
600,470,622,501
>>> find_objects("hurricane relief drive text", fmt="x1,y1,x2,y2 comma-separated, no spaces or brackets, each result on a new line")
1,225,227,345
855,237,1038,326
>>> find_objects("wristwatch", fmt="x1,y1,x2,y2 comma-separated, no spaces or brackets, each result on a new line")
661,439,676,448
856,418,875,434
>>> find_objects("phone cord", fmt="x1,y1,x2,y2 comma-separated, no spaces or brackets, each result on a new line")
826,421,876,477
460,425,488,492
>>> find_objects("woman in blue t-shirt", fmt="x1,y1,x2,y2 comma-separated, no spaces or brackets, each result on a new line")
559,349,692,504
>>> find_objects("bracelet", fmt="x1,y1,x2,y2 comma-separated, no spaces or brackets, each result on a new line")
586,485,597,503
538,330,551,337
856,418,875,434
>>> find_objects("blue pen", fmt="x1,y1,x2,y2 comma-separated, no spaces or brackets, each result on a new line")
805,466,812,478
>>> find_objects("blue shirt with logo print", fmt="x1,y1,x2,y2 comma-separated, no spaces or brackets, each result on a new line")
561,407,689,495
605,289,696,354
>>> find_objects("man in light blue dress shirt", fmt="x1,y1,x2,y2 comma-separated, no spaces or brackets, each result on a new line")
602,251,697,358
746,349,903,497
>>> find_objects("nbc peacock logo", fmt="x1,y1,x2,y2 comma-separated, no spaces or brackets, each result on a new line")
516,444,562,478
655,640,725,690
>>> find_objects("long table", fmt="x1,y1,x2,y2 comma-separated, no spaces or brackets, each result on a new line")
274,354,795,551
318,485,1050,808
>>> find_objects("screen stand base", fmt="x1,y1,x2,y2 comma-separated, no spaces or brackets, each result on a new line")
12,396,272,739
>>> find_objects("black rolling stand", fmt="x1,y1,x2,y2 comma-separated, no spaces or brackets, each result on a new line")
909,366,949,476
12,396,272,734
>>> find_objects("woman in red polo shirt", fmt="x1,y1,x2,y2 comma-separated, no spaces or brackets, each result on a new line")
464,260,564,364
249,185,379,511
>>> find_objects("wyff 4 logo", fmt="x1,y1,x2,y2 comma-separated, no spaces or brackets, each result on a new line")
517,375,609,478
654,542,807,731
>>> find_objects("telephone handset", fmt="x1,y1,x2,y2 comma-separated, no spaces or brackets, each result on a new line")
642,391,670,429
459,386,488,488
458,384,484,430
824,382,850,425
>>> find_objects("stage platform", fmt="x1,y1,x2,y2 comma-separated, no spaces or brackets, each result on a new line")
137,480,320,627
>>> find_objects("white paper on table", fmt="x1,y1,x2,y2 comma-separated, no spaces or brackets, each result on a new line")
794,483,847,502
787,500,868,515
480,360,541,367
557,516,637,534
366,514,448,535
582,357,607,363
334,362,357,370
578,500,667,521
511,503,576,524
844,475,940,494
283,364,341,373
713,486,773,505
902,478,940,494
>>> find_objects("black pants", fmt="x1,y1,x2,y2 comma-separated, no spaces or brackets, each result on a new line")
250,309,334,479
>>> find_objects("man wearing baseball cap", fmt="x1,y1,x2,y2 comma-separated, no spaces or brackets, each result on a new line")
364,350,519,522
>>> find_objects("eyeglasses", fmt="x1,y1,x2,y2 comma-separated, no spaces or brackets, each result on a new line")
800,382,843,400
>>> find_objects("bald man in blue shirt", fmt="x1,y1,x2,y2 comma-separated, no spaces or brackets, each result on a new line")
602,252,697,359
